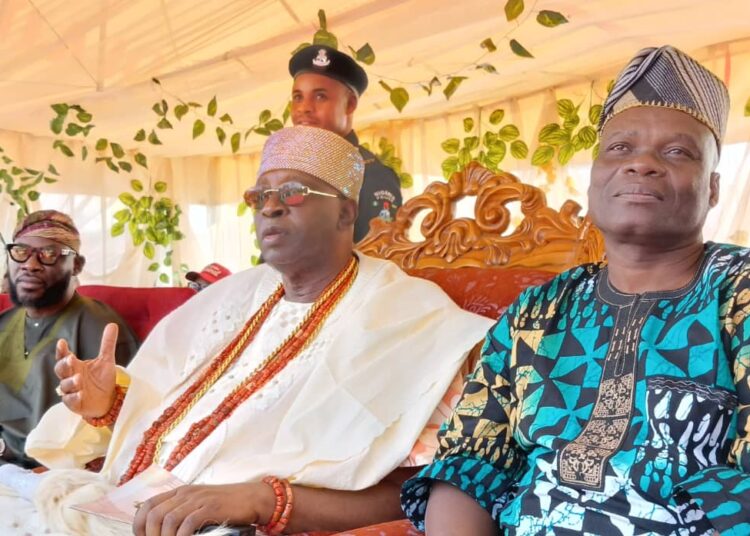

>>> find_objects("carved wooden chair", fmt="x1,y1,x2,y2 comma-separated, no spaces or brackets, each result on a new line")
359,161,603,271
357,162,604,322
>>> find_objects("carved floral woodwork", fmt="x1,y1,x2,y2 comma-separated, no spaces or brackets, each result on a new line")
358,162,604,272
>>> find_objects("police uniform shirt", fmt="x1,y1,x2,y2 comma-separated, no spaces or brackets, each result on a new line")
345,131,403,243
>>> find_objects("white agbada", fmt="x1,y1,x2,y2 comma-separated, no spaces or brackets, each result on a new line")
0,253,492,534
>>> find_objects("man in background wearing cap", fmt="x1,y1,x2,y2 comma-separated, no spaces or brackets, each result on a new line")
185,262,231,292
289,44,403,243
2,126,491,535
403,45,749,535
0,210,138,469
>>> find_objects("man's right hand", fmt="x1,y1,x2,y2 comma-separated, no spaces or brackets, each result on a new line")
54,322,119,419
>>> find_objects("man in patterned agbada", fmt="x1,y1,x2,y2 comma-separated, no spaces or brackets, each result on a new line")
402,45,749,535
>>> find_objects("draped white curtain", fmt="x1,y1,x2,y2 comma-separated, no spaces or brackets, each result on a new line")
0,130,262,286
2,44,750,286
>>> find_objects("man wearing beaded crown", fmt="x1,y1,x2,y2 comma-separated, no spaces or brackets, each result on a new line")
0,125,493,535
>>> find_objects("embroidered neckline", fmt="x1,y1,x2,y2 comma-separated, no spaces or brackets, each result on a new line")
596,243,717,306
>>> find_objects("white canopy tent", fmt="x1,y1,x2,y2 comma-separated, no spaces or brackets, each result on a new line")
1,0,749,285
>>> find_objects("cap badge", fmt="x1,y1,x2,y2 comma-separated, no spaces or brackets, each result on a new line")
312,49,331,68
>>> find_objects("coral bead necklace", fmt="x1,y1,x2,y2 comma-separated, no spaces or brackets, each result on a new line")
119,256,358,485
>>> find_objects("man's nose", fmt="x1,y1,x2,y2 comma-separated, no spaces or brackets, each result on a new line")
624,150,666,177
20,252,44,271
260,192,286,218
295,96,313,114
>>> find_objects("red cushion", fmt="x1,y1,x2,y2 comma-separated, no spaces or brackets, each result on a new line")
292,519,422,535
330,519,423,535
76,285,195,341
0,294,11,314
0,287,194,342
408,267,555,319
1,268,553,338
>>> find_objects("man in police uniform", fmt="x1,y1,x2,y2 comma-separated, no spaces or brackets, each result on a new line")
289,44,403,242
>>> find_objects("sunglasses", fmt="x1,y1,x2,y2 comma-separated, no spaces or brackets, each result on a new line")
244,181,343,210
6,243,77,266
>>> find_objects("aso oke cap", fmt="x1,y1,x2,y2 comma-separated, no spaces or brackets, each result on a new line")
599,45,730,150
13,210,81,252
257,126,364,200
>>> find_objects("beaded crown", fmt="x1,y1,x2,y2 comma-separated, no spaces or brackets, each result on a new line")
257,126,364,201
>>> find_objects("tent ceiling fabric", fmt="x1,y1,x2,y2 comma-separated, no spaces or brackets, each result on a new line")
0,0,749,157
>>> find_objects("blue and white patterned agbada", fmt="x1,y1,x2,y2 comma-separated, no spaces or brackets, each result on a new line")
402,242,750,535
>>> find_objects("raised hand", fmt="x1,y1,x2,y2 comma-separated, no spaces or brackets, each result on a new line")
54,322,119,419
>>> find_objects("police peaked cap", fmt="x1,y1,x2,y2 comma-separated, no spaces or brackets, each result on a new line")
289,45,368,97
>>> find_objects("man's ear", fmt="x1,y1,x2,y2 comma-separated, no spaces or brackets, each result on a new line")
709,172,720,208
338,198,358,228
73,255,86,275
346,91,358,115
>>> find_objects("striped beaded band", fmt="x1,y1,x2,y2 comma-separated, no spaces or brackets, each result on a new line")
13,209,81,252
258,476,294,534
84,384,127,427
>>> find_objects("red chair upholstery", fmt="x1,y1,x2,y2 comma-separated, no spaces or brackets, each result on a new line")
408,266,555,320
76,285,195,341
0,293,11,313
293,519,422,535
0,285,195,341
314,268,557,536
333,519,424,535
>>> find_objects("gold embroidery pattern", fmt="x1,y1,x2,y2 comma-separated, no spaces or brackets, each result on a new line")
559,381,633,488
559,444,610,487
576,417,629,449
592,375,633,418
559,300,650,490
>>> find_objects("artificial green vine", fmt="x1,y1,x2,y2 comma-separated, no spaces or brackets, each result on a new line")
112,179,185,284
438,83,609,179
377,1,569,113
531,99,600,167
479,1,568,63
0,147,59,223
235,202,261,266
440,110,529,179
360,138,414,188
530,81,611,167
46,102,185,284
138,84,289,154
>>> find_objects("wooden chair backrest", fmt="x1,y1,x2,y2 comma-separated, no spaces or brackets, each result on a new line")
358,162,604,272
